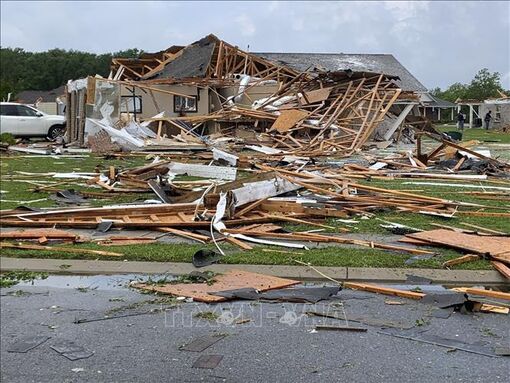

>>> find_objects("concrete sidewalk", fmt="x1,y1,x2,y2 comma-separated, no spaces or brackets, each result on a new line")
1,257,505,285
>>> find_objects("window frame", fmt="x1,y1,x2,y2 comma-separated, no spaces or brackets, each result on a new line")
173,95,198,113
120,95,142,114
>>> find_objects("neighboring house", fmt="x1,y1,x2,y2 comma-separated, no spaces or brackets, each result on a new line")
479,97,510,129
16,86,66,115
419,93,457,122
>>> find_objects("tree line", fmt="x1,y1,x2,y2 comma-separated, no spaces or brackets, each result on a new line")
0,47,142,100
0,47,506,102
430,68,506,102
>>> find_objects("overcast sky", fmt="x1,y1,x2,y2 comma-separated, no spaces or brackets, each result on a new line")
1,1,509,90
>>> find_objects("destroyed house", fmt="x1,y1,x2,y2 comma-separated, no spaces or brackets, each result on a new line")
65,34,427,152
256,52,427,93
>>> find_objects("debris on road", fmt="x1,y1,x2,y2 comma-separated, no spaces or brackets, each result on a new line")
133,270,300,303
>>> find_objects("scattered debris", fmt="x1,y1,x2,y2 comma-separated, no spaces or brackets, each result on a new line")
7,336,51,353
133,270,300,303
180,334,226,352
192,354,224,369
50,340,94,360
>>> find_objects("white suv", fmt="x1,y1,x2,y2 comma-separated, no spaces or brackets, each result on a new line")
0,102,66,140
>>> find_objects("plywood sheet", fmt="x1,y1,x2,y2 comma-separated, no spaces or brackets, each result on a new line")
134,270,300,302
271,109,309,133
407,229,510,256
299,87,332,105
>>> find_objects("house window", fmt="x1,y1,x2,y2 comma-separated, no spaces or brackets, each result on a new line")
120,96,142,114
174,95,197,113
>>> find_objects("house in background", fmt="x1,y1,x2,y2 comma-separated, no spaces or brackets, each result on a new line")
419,93,456,122
479,97,510,129
16,85,66,115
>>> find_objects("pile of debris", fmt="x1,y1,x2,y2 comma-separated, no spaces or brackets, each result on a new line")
2,141,509,278
59,34,427,155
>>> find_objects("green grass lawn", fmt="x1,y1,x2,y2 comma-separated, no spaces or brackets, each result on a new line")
0,242,492,270
436,124,510,143
1,149,508,270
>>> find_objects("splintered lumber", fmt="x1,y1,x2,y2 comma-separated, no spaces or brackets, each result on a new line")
225,236,253,250
407,229,510,256
458,222,508,235
222,229,434,255
157,228,210,243
0,229,77,241
0,243,122,257
442,254,481,268
491,261,510,279
343,282,425,300
133,270,300,302
464,288,510,301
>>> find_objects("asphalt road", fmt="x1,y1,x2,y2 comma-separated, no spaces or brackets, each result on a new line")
1,274,509,382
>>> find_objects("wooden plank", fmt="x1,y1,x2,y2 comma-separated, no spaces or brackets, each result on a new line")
465,288,510,301
157,228,209,243
234,198,267,218
458,222,508,235
343,282,425,300
0,243,122,257
225,236,253,250
491,261,510,279
0,229,77,240
442,254,481,268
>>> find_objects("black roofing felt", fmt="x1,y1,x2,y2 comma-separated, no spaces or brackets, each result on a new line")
255,53,427,92
151,36,217,80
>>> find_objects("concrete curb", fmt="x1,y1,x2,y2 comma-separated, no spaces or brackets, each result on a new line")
1,257,506,285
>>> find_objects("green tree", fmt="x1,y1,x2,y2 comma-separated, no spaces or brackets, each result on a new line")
464,68,503,100
432,69,503,102
0,47,142,99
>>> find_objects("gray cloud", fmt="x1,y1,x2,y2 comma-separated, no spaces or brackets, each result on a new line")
1,0,508,89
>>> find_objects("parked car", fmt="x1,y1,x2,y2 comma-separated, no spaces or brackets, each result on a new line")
0,102,66,140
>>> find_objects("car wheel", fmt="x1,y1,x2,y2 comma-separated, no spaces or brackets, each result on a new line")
47,125,65,141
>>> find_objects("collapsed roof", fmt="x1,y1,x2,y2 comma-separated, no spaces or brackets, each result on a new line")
256,53,427,93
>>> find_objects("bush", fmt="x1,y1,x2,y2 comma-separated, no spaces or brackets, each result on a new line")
0,133,16,145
